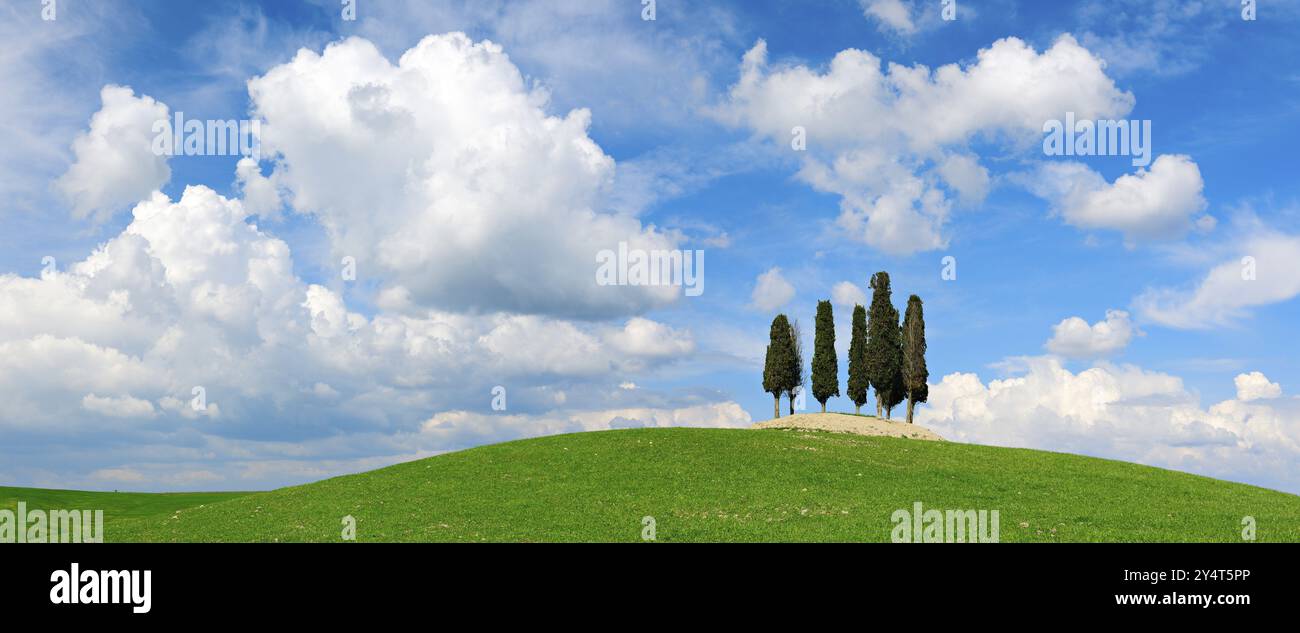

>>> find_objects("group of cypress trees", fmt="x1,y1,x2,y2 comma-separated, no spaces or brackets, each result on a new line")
762,271,929,424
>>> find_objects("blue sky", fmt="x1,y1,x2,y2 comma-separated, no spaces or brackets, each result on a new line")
2,0,1299,493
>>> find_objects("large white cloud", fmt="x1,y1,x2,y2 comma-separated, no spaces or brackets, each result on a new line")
0,180,720,488
1026,154,1210,242
1136,230,1300,329
55,85,171,224
1044,309,1135,359
717,35,1134,254
918,359,1300,493
1,185,311,430
1,32,769,490
247,34,681,318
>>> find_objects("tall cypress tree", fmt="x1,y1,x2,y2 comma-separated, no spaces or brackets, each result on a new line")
811,300,839,412
786,319,805,415
902,294,929,424
846,304,869,414
865,272,901,418
762,314,795,419
881,314,906,419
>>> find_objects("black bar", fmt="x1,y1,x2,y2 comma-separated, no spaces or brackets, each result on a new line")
1,544,1290,621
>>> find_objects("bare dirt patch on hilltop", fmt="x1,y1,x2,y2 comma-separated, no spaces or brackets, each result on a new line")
752,412,945,441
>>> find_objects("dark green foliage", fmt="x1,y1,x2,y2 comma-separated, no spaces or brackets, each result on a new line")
846,304,869,414
762,314,796,418
786,319,805,415
902,294,929,424
866,272,903,417
811,300,839,411
880,313,907,419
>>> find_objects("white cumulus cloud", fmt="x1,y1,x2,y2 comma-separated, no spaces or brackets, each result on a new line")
1136,230,1300,329
717,35,1133,255
0,175,722,488
1044,310,1136,359
1026,154,1209,242
918,356,1300,493
1235,372,1282,402
55,85,171,225
248,34,680,319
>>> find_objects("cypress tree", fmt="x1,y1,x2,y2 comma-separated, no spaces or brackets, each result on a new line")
846,304,869,414
902,294,929,424
881,314,906,419
762,314,795,419
865,272,901,418
811,300,839,412
786,319,805,415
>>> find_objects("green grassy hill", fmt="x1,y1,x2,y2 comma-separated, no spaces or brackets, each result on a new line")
8,428,1300,542
0,486,247,525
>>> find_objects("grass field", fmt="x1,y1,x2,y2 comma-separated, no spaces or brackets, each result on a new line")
0,486,247,529
15,427,1280,542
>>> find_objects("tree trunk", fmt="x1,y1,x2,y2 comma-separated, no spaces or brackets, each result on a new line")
820,401,826,413
789,394,795,416
906,397,915,424
854,404,861,415
885,406,890,421
876,401,882,418
774,395,780,419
